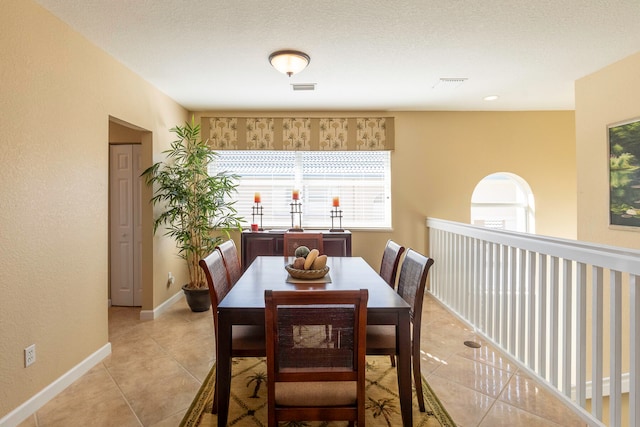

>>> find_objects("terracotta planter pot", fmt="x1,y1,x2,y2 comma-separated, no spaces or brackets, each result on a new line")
182,285,211,312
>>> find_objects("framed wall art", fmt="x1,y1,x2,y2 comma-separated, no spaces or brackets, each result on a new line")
609,117,640,228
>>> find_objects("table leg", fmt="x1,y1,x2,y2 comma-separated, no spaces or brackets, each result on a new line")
216,313,232,426
397,311,413,427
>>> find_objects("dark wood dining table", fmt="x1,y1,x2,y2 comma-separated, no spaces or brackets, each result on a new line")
216,256,413,426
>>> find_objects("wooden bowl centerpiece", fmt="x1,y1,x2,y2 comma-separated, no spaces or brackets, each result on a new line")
285,264,330,280
286,246,330,279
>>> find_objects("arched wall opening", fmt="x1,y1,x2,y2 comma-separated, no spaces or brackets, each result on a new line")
471,172,535,233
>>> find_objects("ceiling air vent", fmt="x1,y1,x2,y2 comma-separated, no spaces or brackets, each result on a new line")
432,78,468,89
291,83,316,91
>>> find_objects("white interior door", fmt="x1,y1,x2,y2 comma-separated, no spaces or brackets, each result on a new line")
109,144,142,306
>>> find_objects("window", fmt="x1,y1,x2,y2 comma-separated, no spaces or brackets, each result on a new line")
470,172,535,233
210,151,391,229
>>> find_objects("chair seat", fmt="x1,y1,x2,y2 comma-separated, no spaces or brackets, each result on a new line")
276,381,357,406
232,325,266,350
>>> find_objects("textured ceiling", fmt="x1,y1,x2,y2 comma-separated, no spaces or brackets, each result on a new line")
34,0,640,111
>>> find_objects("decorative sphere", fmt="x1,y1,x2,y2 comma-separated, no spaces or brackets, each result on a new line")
294,245,311,258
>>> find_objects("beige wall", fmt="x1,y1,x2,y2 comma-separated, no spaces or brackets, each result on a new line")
196,110,577,269
391,110,577,244
0,0,187,418
576,51,640,249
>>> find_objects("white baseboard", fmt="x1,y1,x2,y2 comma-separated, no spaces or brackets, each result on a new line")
0,343,111,427
139,290,184,321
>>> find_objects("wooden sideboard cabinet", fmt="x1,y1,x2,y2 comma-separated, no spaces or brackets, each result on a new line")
241,230,352,271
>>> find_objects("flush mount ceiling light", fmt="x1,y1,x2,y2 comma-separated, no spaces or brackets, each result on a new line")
269,50,310,77
484,95,499,101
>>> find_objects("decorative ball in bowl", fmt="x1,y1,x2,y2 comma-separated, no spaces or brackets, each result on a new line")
285,264,330,280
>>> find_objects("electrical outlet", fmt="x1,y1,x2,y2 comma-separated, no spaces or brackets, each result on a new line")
24,344,36,367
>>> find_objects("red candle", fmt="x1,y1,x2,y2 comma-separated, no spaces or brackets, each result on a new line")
332,196,340,207
254,192,261,203
292,189,300,200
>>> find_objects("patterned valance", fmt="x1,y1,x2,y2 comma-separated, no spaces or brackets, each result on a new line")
201,117,395,151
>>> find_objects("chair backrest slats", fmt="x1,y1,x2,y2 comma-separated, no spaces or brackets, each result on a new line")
198,250,232,334
380,239,405,288
283,232,323,257
264,289,368,425
397,249,434,325
216,239,242,285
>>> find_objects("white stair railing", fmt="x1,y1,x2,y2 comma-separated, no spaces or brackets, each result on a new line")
427,217,640,427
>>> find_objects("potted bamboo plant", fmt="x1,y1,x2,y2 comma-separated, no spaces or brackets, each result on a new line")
142,117,244,312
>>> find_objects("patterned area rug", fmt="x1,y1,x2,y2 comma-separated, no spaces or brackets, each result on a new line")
180,356,456,426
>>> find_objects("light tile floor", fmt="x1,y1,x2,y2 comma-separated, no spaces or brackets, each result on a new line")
18,293,590,426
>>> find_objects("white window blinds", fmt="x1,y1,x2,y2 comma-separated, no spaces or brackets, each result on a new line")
210,151,391,229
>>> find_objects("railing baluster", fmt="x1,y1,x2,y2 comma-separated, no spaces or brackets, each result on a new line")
483,241,491,334
575,262,587,407
509,246,517,355
517,248,526,360
500,244,509,347
549,256,559,387
446,230,453,302
477,241,489,333
592,266,603,421
527,250,536,369
538,253,547,378
466,236,473,321
456,236,469,316
442,229,447,296
442,231,450,303
453,233,460,312
610,270,622,427
632,273,640,427
464,236,471,322
451,232,457,308
471,239,484,325
495,243,500,339
562,258,572,396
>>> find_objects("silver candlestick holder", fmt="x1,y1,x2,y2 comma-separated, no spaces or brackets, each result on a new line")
251,202,264,230
289,200,303,231
330,206,344,232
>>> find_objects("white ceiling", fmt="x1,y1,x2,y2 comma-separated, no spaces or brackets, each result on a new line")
35,0,640,111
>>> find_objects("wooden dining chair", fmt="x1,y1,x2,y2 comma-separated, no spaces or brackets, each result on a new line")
378,239,406,367
216,239,242,285
264,289,368,426
366,249,434,412
199,250,265,413
380,239,405,289
283,232,323,257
